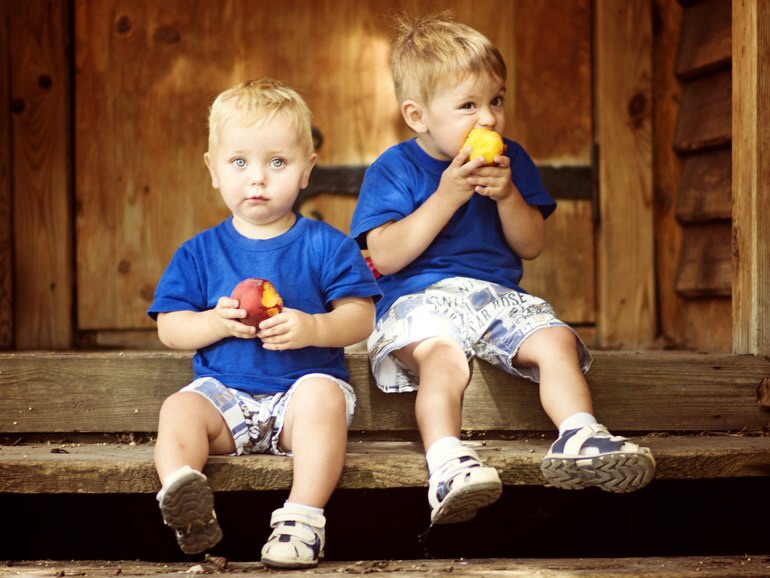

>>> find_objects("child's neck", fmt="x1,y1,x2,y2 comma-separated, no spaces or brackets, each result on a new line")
232,211,296,240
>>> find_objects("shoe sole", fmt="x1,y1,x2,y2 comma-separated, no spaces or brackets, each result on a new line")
540,450,656,493
160,473,223,554
431,467,503,525
261,556,322,569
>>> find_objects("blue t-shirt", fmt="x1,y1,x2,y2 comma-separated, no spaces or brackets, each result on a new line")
350,138,556,320
148,214,381,394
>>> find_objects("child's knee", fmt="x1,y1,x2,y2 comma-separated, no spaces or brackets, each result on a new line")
291,378,347,416
158,391,208,423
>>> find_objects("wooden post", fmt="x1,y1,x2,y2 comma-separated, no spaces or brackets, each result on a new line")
10,0,72,349
0,1,12,348
732,0,770,355
594,0,656,348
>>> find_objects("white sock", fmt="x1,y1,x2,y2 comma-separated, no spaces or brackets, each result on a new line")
157,465,203,502
558,412,598,437
284,501,324,516
425,436,463,475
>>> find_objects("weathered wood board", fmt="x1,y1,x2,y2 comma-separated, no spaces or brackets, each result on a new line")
675,0,731,78
2,435,769,494
73,0,594,332
1,351,768,434
3,555,770,577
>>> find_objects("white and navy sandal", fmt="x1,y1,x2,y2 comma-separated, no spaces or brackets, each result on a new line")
261,506,325,569
540,423,656,493
428,445,503,525
157,466,222,555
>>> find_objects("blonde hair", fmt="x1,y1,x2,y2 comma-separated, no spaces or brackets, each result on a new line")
390,12,507,106
207,78,314,157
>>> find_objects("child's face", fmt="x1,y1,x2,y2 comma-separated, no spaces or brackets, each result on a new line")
204,113,316,238
412,73,506,161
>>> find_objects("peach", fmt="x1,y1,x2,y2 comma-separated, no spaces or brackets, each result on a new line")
462,128,504,164
230,278,283,327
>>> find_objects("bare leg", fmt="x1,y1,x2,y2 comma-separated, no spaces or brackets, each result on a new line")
154,391,235,483
514,326,592,428
279,377,348,508
394,337,470,451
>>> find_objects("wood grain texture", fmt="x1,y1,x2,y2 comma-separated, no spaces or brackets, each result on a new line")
675,0,732,78
652,0,685,349
595,0,656,348
74,0,594,332
10,0,72,348
0,1,12,348
676,147,731,222
732,0,770,355
1,435,768,494
1,351,768,434
674,222,732,297
673,69,732,154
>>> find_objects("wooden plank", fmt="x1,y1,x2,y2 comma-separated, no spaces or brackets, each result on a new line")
10,0,72,348
0,0,12,348
674,222,732,297
512,0,593,164
523,200,595,325
1,435,768,494
673,69,732,154
595,0,656,348
3,556,770,578
1,351,768,434
676,147,732,222
652,0,685,349
732,0,770,355
675,0,732,78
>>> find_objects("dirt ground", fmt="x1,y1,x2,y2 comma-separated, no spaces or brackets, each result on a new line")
2,556,770,578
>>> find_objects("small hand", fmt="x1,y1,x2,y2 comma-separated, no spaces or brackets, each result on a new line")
258,308,318,350
210,296,258,339
436,148,489,207
467,154,513,201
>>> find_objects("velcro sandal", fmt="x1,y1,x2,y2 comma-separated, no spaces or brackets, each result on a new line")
540,423,656,493
260,506,326,569
428,445,502,525
157,466,222,555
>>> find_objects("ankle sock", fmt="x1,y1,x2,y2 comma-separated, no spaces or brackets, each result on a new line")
558,412,598,437
284,501,324,516
426,436,463,476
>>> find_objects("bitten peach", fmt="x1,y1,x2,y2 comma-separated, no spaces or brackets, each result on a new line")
462,128,504,164
230,278,283,327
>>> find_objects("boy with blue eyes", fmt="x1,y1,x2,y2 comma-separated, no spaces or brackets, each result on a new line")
148,78,379,568
351,13,655,526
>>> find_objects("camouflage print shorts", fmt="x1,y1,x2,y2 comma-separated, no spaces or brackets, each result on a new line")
367,276,592,393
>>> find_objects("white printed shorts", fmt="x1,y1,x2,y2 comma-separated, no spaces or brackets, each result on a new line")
368,276,592,393
181,373,356,456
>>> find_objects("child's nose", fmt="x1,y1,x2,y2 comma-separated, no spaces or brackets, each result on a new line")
477,107,497,129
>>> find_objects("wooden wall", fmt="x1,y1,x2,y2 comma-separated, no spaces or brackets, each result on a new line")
73,0,594,341
7,0,760,353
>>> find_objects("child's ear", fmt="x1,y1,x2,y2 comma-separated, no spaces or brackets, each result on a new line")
300,152,318,189
401,100,427,134
203,152,220,189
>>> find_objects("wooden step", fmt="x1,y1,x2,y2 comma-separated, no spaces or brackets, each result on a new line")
1,434,768,494
2,555,769,577
2,350,769,433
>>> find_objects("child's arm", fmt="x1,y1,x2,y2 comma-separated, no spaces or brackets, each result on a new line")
257,297,375,351
469,155,546,260
156,296,258,350
366,153,487,275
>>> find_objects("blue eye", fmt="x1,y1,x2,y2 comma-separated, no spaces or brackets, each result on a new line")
232,158,246,168
270,158,285,168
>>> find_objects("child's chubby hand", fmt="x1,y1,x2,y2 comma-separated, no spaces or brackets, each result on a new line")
436,148,488,207
465,153,514,202
210,296,260,339
256,308,317,351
